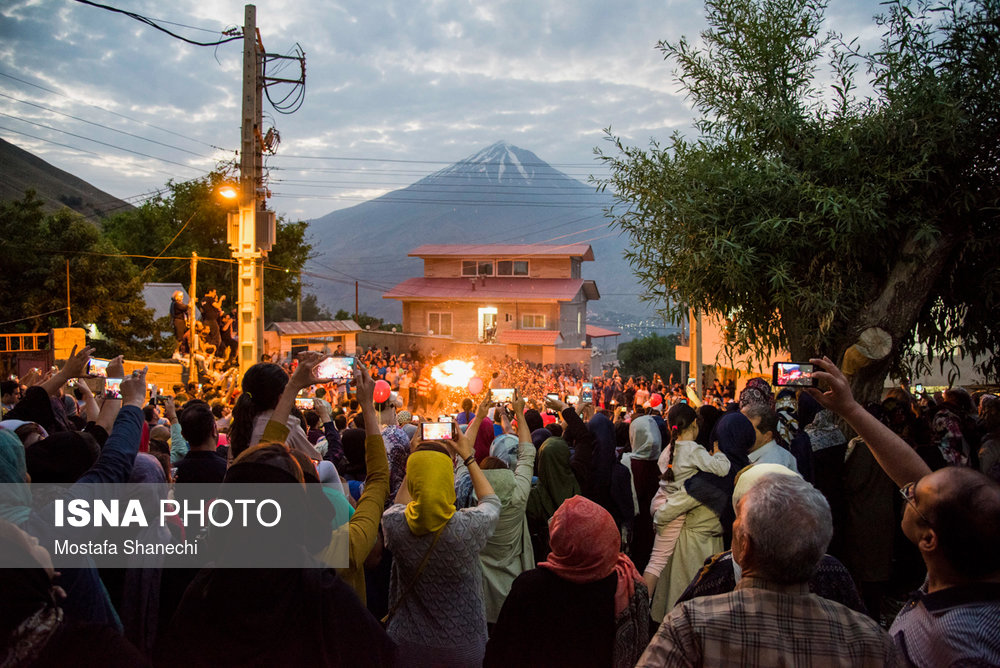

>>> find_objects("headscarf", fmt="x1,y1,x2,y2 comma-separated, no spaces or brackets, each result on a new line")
4,387,63,434
403,449,456,535
0,520,65,658
804,410,845,452
539,495,642,615
526,437,580,522
396,411,412,426
587,413,618,491
775,389,800,446
739,377,774,410
25,431,100,483
732,463,801,508
0,429,31,525
685,412,756,519
531,428,552,450
340,428,367,479
489,434,519,470
382,425,410,455
626,416,661,460
473,416,495,462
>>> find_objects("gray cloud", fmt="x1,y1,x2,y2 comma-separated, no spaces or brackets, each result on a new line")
2,0,886,220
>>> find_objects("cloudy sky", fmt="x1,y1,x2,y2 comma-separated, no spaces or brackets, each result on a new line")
1,0,886,221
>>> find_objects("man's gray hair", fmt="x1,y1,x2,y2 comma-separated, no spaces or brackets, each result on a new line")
740,474,833,584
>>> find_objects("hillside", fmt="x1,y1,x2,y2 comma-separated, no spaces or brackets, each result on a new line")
307,141,655,327
0,137,132,220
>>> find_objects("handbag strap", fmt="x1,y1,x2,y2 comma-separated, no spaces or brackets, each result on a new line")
382,522,447,625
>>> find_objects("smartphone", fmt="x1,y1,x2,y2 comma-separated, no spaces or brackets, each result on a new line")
687,378,696,387
421,421,453,440
914,383,924,394
492,388,514,403
294,397,314,410
437,415,452,423
315,356,355,381
566,394,579,405
581,382,593,403
772,362,817,387
546,393,559,401
87,358,109,378
104,377,123,399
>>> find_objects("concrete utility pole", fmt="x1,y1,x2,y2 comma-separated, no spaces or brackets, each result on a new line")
229,4,273,380
189,252,198,383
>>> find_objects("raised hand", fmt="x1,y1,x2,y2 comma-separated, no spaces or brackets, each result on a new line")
805,356,858,416
353,358,376,407
291,351,330,390
120,367,148,408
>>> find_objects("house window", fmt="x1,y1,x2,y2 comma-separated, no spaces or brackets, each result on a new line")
428,312,453,336
462,260,494,276
497,260,529,276
521,314,546,329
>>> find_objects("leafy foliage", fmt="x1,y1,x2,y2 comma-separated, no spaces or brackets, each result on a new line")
597,0,999,386
101,171,314,322
617,333,683,380
0,192,161,358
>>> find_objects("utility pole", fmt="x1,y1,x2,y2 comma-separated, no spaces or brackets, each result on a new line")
189,253,198,383
230,4,267,380
226,4,302,378
355,281,359,321
65,259,71,327
296,272,302,321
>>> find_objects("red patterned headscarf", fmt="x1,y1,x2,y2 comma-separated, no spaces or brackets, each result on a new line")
539,495,642,615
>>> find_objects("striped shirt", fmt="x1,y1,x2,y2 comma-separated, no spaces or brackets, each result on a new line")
890,580,1000,667
638,576,898,667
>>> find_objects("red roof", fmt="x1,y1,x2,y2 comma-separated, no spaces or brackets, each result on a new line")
383,277,599,302
497,329,564,346
586,324,621,338
409,243,594,261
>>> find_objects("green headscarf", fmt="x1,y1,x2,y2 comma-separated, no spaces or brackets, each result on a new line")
0,429,32,525
526,437,580,523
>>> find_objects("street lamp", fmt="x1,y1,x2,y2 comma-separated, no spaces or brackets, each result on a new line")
218,183,238,200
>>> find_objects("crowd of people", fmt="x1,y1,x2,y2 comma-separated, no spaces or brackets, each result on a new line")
0,342,998,667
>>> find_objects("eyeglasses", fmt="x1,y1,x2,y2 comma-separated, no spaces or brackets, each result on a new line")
900,481,933,526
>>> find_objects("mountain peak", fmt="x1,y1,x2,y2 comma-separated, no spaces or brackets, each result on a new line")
429,141,546,185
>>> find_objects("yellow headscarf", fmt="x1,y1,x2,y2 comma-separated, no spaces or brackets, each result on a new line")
404,449,456,535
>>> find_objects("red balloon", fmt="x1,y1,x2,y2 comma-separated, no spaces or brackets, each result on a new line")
373,380,391,403
650,393,663,407
467,376,484,394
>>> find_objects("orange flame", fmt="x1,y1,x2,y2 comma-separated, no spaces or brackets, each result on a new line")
431,359,476,388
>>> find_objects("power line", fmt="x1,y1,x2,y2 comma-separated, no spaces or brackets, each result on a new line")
273,153,605,168
72,0,243,47
0,112,206,172
0,308,68,327
0,91,212,158
270,193,607,208
0,71,230,152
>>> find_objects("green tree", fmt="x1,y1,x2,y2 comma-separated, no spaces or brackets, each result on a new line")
333,309,401,332
597,0,999,398
617,333,682,381
0,192,161,357
102,171,313,321
269,293,334,322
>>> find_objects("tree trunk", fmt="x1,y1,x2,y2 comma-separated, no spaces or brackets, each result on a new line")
843,226,963,404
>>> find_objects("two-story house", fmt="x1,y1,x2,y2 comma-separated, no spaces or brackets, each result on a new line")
383,244,600,365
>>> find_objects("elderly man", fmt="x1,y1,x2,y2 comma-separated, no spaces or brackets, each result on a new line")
807,357,1000,667
638,474,896,667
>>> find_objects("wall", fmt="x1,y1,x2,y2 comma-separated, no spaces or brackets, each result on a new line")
558,301,587,348
418,256,574,279
403,300,562,341
356,330,515,363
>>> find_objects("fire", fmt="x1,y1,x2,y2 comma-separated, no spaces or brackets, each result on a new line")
431,359,476,388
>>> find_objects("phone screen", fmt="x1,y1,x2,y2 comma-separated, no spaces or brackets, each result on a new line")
566,395,579,405
294,397,314,410
581,382,593,403
772,362,816,387
546,393,559,401
88,358,109,378
491,388,514,403
421,422,453,440
105,378,123,399
315,356,355,381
